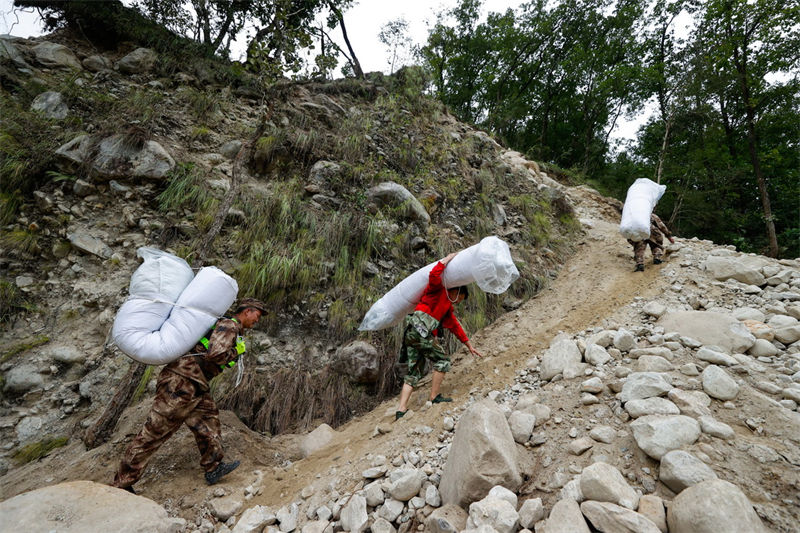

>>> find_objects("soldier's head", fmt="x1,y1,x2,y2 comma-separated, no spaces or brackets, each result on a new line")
447,286,469,305
234,298,267,328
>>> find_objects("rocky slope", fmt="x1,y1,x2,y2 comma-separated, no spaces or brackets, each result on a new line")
1,30,800,533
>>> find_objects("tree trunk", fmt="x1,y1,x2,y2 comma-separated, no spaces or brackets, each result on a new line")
83,361,146,449
335,8,363,78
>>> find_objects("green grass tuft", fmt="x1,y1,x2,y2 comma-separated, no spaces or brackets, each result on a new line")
13,436,69,464
0,335,49,363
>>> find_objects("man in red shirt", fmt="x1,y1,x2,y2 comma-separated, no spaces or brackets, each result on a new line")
396,252,483,419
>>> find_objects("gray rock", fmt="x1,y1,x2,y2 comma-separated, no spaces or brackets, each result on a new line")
667,479,767,533
666,389,712,418
276,503,298,532
581,377,604,393
369,518,395,533
507,411,536,444
425,504,468,533
643,301,667,318
658,311,755,353
47,345,86,364
31,91,68,119
544,499,591,533
701,365,739,400
82,55,113,72
659,450,718,493
439,400,521,507
580,501,662,533
613,329,636,352
211,497,243,522
568,437,594,455
0,480,182,532
588,330,615,348
232,506,277,533
67,232,113,259
367,182,430,226
0,35,31,68
117,48,158,74
698,416,735,440
625,397,681,418
517,498,544,529
541,333,584,380
467,497,519,533
775,325,800,344
636,355,673,372
580,462,639,510
733,307,766,322
4,364,44,394
637,495,667,533
387,467,425,501
15,416,44,443
340,495,367,532
33,42,82,69
56,134,175,181
331,341,380,384
300,424,335,458
783,387,800,403
377,498,403,522
584,344,611,365
748,339,778,357
589,425,617,443
425,484,442,507
220,140,243,159
630,415,701,460
702,256,768,285
73,179,95,197
695,346,737,366
364,480,385,507
620,372,673,403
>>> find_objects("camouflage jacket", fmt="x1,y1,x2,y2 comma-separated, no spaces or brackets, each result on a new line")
650,214,672,239
163,317,242,391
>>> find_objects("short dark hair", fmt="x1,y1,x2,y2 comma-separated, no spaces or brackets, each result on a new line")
449,286,469,300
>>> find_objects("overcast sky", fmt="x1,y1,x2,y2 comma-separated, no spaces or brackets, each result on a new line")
0,0,650,142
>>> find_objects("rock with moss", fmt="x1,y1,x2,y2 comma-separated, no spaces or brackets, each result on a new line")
367,182,430,227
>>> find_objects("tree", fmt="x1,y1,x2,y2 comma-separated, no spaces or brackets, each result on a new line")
379,17,412,74
697,0,800,257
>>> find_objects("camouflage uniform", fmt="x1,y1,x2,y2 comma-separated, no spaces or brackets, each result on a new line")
112,317,242,489
402,311,452,387
628,213,672,267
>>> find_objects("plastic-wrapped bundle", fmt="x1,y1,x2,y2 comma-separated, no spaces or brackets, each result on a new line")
112,248,239,365
619,178,667,241
359,236,519,331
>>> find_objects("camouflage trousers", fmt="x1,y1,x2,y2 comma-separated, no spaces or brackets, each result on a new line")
628,232,664,266
402,326,451,387
112,368,223,488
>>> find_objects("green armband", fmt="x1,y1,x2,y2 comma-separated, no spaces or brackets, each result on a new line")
235,336,246,355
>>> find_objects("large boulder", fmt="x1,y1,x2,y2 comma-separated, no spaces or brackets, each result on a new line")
544,498,591,533
0,35,31,69
32,42,82,69
117,47,158,74
541,333,584,380
467,495,519,533
56,134,175,181
659,450,718,493
658,311,755,353
367,182,430,226
439,400,521,507
619,372,673,403
701,365,739,401
701,256,768,285
630,415,701,460
667,480,767,533
3,364,44,394
579,462,639,510
580,501,662,533
330,341,380,384
299,423,336,458
30,91,68,119
0,481,184,532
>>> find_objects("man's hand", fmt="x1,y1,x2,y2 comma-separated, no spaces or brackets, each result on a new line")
466,342,483,358
441,252,458,266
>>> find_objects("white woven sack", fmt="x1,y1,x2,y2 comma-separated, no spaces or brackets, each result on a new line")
359,236,519,331
619,178,666,241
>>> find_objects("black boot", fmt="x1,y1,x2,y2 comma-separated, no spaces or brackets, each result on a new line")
654,258,662,264
634,264,644,272
432,394,452,404
205,460,240,485
122,485,136,495
395,410,407,420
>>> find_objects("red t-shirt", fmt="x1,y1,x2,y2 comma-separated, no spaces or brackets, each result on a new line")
414,261,469,344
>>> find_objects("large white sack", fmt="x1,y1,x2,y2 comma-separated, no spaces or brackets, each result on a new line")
359,236,519,331
129,247,194,300
619,178,666,241
112,260,238,365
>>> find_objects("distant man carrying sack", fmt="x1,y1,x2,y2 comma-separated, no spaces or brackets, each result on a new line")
396,252,482,420
628,213,675,272
112,298,267,493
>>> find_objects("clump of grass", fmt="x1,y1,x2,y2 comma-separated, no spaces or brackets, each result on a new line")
0,229,41,256
182,88,221,123
157,162,216,213
13,436,68,464
132,366,155,402
0,335,49,363
190,126,212,142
